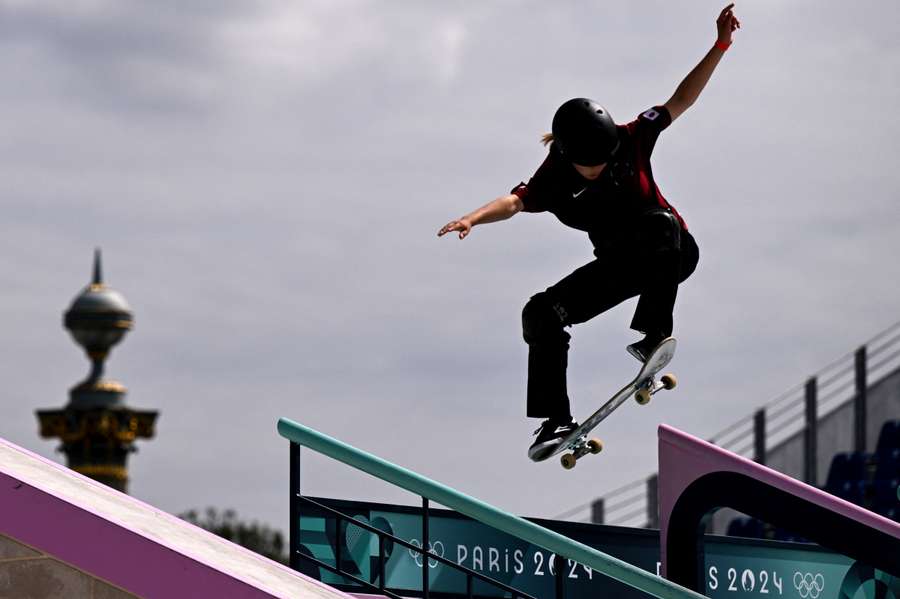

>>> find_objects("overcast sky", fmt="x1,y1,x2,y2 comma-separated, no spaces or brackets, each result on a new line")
2,0,899,533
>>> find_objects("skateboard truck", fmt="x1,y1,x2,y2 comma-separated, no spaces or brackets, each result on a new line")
561,371,677,469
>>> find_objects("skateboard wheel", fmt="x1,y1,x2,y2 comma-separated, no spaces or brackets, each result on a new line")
661,373,677,390
587,439,603,454
561,454,577,470
635,388,651,405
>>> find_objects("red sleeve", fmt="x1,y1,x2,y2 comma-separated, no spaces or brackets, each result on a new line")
624,106,672,157
511,153,556,213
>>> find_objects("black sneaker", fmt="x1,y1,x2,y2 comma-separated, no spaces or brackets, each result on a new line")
626,332,667,363
528,419,579,459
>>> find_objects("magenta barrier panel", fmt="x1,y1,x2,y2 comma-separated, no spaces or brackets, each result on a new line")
657,423,900,578
0,437,352,599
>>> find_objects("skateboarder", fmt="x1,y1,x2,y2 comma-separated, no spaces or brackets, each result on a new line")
438,5,740,454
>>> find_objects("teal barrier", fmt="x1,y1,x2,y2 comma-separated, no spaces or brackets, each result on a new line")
278,417,706,599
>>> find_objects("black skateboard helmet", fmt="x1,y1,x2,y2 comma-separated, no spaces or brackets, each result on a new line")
551,98,620,166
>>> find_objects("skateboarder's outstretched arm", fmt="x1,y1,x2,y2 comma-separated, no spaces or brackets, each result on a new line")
437,194,523,240
664,3,741,122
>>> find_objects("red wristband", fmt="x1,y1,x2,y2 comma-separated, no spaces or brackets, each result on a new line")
715,40,731,52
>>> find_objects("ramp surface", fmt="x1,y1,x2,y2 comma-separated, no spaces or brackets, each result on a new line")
0,436,352,598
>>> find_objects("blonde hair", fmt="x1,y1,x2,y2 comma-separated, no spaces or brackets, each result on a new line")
541,133,554,146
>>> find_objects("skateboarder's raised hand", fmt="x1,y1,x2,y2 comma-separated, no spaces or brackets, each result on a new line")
717,3,741,41
437,194,523,240
663,4,741,122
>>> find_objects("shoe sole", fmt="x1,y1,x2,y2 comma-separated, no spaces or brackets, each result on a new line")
626,346,648,363
528,438,563,459
528,429,579,459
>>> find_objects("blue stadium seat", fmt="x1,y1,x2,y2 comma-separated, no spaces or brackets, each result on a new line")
743,518,765,539
874,448,900,483
726,517,747,537
871,430,899,521
872,479,899,521
773,527,808,543
726,517,765,539
825,452,852,490
824,451,870,505
876,421,900,456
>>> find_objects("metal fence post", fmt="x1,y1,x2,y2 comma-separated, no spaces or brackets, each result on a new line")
591,499,605,525
754,409,766,465
646,475,659,528
423,497,430,599
854,346,868,453
290,442,300,571
555,554,565,599
804,377,818,485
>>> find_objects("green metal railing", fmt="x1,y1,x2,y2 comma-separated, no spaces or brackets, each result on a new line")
278,417,705,599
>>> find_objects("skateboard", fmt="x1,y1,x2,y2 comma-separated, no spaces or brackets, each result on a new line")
529,337,678,470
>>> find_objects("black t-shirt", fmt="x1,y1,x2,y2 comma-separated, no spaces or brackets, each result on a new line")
511,106,687,249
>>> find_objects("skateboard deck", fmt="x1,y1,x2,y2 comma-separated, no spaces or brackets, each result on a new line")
529,337,677,469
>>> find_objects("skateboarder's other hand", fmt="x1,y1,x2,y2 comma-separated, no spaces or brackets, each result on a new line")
438,219,473,240
716,4,741,45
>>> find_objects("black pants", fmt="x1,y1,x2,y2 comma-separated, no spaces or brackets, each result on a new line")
521,222,699,421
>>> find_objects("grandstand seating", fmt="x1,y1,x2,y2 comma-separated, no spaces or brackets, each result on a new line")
824,451,870,504
727,420,900,540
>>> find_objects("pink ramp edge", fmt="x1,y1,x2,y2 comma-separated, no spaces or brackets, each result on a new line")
657,423,900,578
0,436,354,599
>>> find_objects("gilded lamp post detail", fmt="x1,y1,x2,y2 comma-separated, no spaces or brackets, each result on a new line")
36,250,158,493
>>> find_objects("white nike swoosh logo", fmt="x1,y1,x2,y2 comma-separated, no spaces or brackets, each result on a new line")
572,188,587,198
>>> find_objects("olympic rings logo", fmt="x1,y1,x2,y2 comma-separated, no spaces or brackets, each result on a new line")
409,539,444,568
793,572,825,599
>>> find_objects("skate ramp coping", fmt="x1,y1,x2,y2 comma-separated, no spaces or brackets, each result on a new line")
0,436,353,598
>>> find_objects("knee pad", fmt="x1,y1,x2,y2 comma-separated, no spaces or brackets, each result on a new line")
522,292,571,345
639,209,681,252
